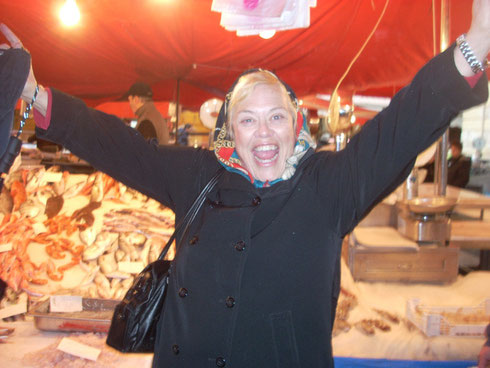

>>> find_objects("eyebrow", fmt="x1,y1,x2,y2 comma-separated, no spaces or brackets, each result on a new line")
236,107,288,115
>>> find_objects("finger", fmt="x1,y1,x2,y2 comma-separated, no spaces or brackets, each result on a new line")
0,23,23,48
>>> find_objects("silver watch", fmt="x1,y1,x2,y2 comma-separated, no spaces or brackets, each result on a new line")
456,34,488,74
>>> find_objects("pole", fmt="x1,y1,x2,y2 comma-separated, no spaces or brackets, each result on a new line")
434,0,450,196
175,78,181,145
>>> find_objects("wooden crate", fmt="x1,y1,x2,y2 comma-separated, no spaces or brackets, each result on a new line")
348,242,459,283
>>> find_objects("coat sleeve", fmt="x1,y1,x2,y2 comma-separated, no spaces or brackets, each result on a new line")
313,44,488,237
35,89,217,213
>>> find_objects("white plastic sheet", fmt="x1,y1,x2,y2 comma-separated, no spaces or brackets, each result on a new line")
211,0,316,36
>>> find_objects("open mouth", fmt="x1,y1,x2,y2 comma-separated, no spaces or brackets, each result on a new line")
253,144,279,165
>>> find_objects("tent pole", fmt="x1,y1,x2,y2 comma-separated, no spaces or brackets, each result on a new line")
434,0,450,196
175,78,181,145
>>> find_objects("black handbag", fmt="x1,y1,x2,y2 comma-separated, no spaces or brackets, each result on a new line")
106,169,223,353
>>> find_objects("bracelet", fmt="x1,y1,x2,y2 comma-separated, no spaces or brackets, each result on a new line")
16,85,39,137
456,34,488,74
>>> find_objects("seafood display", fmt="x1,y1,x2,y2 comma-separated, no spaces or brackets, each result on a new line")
332,287,401,337
0,167,175,304
22,332,125,367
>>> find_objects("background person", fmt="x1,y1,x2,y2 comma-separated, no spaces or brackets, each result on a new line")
479,323,490,368
126,82,169,144
447,140,472,188
177,123,192,146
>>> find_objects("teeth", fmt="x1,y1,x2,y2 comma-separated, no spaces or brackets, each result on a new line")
255,153,278,163
254,145,278,152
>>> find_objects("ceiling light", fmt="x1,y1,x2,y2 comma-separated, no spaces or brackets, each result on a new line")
60,0,80,27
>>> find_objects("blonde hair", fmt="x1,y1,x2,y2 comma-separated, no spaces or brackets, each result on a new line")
225,70,297,139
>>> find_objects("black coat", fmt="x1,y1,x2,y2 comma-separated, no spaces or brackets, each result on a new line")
37,45,487,368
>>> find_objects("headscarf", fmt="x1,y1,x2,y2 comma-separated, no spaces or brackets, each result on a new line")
213,69,316,188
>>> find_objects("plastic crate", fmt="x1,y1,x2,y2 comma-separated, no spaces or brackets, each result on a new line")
406,298,490,337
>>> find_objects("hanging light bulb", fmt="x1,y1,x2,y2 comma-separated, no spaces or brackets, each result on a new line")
60,0,81,27
259,30,276,39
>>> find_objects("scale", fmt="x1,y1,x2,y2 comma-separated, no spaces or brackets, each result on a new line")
396,143,457,246
397,196,457,246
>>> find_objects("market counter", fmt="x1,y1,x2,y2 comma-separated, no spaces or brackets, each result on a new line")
332,259,488,365
0,320,153,368
0,260,487,367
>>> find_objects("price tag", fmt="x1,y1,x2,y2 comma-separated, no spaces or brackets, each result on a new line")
57,337,101,361
0,243,12,253
118,261,144,274
50,295,83,313
0,293,27,319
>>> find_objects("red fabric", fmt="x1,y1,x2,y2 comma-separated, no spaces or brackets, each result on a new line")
464,72,483,89
33,88,52,130
2,0,486,110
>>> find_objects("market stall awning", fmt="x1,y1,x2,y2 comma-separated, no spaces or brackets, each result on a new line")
95,101,172,119
0,0,484,110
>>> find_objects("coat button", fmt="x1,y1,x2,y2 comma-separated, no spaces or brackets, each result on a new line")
252,196,261,206
216,357,226,367
189,235,199,245
234,240,245,251
172,344,180,355
178,288,188,297
225,296,235,308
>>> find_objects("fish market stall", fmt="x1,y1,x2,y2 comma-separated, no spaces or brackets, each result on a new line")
0,167,489,367
0,166,173,366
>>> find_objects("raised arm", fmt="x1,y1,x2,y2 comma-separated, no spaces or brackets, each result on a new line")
454,0,490,76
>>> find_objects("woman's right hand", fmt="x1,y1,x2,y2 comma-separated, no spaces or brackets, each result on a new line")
0,23,47,115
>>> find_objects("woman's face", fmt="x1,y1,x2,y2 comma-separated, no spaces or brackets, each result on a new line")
231,83,295,182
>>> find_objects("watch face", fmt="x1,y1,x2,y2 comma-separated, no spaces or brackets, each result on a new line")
472,136,486,150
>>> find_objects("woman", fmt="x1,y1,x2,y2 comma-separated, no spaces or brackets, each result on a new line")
1,1,489,366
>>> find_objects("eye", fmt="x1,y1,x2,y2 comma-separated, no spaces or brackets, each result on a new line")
239,117,254,124
271,113,285,121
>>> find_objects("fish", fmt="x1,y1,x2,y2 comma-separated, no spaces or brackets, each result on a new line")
0,187,13,215
82,231,118,260
78,264,100,287
98,252,118,274
90,173,104,202
71,201,101,227
52,171,69,196
79,226,98,247
25,167,46,192
36,188,55,206
10,181,27,211
119,231,147,248
114,249,126,262
94,273,111,299
63,180,87,199
19,200,43,218
45,195,64,219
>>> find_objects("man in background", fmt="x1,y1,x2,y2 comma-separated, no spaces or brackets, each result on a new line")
177,123,192,146
447,140,472,188
126,82,169,144
422,140,472,188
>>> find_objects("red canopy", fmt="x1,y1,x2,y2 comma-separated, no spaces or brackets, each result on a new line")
95,101,171,119
1,0,483,110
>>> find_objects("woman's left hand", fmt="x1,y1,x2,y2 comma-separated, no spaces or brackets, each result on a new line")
455,0,490,76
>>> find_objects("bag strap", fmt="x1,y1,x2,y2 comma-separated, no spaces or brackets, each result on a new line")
157,168,224,261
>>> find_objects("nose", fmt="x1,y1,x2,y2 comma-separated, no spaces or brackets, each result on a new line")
255,117,272,137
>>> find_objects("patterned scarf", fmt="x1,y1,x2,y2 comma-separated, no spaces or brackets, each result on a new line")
213,70,316,188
